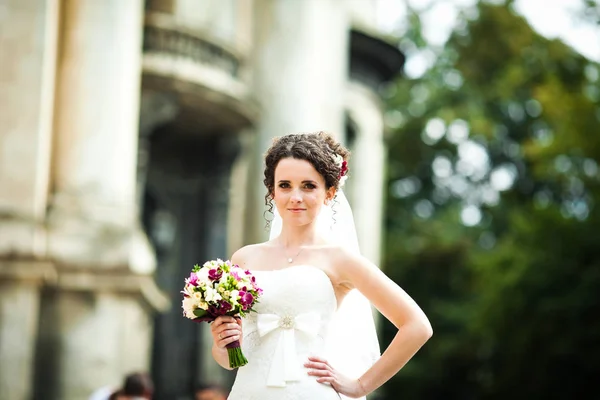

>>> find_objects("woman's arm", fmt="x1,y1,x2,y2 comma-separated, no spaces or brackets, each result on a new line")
211,316,243,370
212,345,232,370
306,248,432,397
209,246,250,370
348,252,432,395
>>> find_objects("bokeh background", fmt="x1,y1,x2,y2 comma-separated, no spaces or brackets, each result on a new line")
1,0,598,399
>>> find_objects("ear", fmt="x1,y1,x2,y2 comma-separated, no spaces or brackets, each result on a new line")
324,187,336,204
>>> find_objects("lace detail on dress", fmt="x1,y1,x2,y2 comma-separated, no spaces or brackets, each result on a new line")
227,265,341,400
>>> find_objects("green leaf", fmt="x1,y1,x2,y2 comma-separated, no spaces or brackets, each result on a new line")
193,309,208,319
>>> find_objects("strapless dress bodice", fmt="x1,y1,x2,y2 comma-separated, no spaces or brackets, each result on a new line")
227,265,340,400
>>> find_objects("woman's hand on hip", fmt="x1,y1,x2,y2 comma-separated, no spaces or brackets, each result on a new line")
304,356,366,398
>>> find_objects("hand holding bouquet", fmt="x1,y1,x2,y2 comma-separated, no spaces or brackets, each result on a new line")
181,259,262,368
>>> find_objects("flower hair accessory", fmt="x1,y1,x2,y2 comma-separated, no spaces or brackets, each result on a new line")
332,153,349,187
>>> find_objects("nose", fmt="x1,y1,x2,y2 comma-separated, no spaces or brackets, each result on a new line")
290,188,303,203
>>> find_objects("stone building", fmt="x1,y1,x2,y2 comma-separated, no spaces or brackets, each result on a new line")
0,0,404,399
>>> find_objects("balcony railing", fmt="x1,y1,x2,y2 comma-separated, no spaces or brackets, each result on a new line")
142,13,242,78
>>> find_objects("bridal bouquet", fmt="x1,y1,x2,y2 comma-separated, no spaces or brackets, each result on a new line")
181,259,262,368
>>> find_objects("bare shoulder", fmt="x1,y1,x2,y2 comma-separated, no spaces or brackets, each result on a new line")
325,244,385,289
230,242,271,269
326,245,432,337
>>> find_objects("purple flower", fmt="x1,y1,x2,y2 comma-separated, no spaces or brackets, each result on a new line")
220,300,232,312
208,300,232,316
231,271,240,281
207,305,220,316
188,272,198,286
208,268,223,281
239,291,254,307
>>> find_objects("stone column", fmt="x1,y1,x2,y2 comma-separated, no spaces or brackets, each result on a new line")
346,83,386,266
0,0,59,398
48,0,150,271
38,1,168,399
247,0,350,242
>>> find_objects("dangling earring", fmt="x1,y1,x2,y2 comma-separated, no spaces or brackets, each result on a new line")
264,196,275,230
330,194,339,228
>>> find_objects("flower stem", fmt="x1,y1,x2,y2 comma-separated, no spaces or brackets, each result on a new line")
227,347,248,368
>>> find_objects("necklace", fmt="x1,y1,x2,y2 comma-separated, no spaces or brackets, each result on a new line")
280,241,304,263
286,247,303,263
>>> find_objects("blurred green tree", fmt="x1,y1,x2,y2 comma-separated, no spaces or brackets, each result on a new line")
381,1,600,398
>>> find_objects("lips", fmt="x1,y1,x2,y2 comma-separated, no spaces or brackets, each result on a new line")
288,208,306,212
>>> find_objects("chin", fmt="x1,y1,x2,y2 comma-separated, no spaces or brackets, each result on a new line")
286,216,314,226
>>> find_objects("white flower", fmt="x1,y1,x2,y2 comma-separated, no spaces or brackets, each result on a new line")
204,286,222,303
233,267,246,277
182,285,194,296
228,290,240,307
219,273,229,285
182,297,197,319
332,153,344,169
196,268,210,283
192,291,202,301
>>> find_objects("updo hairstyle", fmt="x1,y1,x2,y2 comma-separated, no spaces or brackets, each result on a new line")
261,132,350,226
263,131,350,200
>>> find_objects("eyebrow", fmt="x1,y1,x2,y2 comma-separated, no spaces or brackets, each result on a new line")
277,180,318,184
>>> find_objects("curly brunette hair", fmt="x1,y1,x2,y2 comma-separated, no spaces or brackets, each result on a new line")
263,131,350,209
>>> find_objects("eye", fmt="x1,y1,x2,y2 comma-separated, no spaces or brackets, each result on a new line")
278,182,290,189
303,183,316,190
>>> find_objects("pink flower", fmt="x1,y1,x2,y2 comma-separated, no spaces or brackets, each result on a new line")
187,272,199,286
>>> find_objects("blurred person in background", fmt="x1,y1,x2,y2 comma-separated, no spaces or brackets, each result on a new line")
194,382,228,400
89,385,117,400
108,389,128,400
121,372,154,399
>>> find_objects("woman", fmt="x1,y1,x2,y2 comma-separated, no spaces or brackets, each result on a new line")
211,132,432,399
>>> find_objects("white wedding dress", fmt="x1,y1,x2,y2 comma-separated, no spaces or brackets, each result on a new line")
227,265,341,400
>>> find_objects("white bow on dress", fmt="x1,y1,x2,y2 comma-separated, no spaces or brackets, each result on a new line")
256,312,321,387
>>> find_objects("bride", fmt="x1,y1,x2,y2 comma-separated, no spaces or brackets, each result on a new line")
210,131,432,399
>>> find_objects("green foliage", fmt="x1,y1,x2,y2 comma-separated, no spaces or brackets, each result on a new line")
466,205,600,398
381,1,600,398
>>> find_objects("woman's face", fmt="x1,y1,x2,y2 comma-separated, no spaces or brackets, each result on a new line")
272,157,335,227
